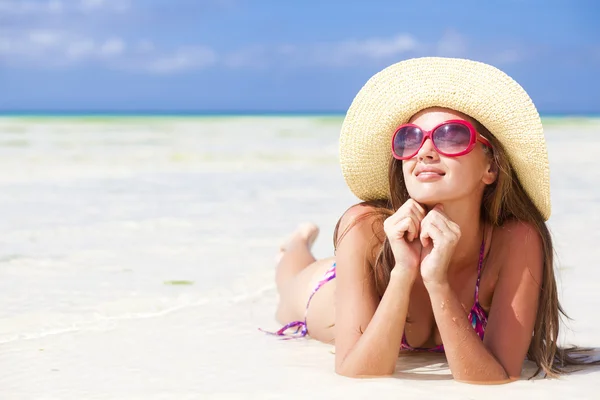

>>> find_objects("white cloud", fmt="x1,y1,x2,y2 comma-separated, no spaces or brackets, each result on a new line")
99,37,125,57
434,29,529,66
48,0,62,12
65,38,95,59
436,29,468,57
335,34,417,60
277,44,296,56
224,45,269,69
143,46,217,73
0,29,66,58
79,0,130,13
226,34,419,69
223,31,533,72
28,30,62,46
0,25,532,74
0,27,217,73
0,0,129,15
491,49,521,65
0,0,63,15
135,40,154,54
0,1,217,74
309,34,418,67
0,29,128,65
0,36,12,54
79,0,104,10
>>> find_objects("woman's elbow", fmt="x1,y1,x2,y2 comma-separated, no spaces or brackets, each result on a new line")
334,359,355,377
335,360,394,378
453,369,513,385
334,364,358,378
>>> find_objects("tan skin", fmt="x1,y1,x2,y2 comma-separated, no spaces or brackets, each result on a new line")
274,108,543,384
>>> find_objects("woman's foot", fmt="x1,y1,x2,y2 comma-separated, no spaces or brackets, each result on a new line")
275,223,320,265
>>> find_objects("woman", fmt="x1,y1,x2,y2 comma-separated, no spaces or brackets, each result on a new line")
267,57,592,383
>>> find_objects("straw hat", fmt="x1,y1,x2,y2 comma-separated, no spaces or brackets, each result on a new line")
339,57,551,220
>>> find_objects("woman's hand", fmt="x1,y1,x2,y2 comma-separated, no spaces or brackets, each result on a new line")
383,199,426,282
419,204,461,287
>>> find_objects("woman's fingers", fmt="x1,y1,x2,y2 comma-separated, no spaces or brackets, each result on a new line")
408,210,423,241
420,209,461,247
430,204,461,236
410,200,427,220
388,199,426,225
388,216,416,241
420,217,442,247
401,217,415,241
387,200,469,245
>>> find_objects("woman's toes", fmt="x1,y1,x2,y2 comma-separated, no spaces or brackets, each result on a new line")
297,222,320,249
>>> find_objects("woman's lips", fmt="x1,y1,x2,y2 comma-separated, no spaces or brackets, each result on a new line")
415,171,445,182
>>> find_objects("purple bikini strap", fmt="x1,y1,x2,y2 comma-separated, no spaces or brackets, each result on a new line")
474,238,485,304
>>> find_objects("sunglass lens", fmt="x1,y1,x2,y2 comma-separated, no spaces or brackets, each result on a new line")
394,126,423,158
432,123,471,154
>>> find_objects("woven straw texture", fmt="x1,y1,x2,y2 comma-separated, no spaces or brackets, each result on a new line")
339,57,551,220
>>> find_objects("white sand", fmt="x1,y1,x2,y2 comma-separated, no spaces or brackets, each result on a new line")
0,116,599,399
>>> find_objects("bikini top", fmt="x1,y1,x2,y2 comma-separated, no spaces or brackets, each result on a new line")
400,239,488,352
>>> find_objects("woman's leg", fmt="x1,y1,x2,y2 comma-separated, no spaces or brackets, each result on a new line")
274,223,336,344
275,223,320,292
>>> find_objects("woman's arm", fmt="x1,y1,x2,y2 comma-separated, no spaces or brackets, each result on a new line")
426,220,543,383
427,284,510,383
333,205,415,377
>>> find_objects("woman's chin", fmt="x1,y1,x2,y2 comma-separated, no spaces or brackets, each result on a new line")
408,193,445,208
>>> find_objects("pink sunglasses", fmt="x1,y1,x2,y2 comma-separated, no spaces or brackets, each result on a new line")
391,119,492,160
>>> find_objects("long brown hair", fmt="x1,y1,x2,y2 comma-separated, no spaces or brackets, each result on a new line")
334,112,598,378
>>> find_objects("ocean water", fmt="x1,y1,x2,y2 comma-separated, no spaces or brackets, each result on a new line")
1,116,600,397
0,116,356,344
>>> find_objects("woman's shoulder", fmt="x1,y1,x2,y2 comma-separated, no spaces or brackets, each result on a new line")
490,219,544,276
337,202,388,234
340,202,384,223
494,219,542,245
334,202,389,256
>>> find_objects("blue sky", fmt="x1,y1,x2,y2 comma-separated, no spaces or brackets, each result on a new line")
0,0,598,113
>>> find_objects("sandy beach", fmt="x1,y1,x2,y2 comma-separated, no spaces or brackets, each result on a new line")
0,116,599,399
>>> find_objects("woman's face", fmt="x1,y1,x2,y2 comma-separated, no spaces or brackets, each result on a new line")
401,107,496,208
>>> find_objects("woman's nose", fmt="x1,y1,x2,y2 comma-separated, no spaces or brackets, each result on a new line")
416,137,438,160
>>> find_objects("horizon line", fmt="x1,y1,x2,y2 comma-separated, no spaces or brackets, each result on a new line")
0,110,599,118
